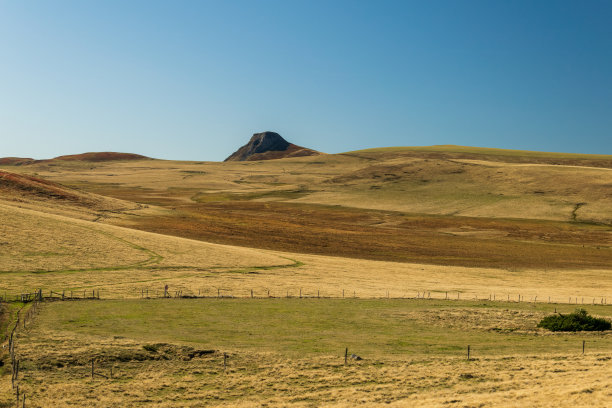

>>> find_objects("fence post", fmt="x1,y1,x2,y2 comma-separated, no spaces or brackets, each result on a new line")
345,347,348,365
467,345,470,360
582,340,585,355
91,359,94,379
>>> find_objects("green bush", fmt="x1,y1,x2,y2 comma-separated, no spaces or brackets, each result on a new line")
538,309,611,332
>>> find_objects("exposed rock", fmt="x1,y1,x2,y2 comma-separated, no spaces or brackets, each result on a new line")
225,131,320,161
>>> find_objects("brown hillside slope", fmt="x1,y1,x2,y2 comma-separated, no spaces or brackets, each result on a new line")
0,157,34,165
51,152,150,162
0,169,142,220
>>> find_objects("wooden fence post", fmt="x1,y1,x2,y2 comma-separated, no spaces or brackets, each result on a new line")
345,347,348,365
467,345,470,360
582,340,585,355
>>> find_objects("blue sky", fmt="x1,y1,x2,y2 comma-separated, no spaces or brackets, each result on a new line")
1,0,611,160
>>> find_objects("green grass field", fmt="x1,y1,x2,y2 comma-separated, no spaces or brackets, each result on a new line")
32,298,612,358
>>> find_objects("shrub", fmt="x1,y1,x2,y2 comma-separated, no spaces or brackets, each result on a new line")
538,309,611,332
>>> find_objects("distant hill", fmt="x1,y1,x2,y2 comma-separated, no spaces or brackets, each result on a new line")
0,157,34,166
225,131,321,161
0,152,151,165
345,145,612,168
51,152,150,162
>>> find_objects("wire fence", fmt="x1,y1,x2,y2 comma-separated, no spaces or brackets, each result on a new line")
0,287,609,305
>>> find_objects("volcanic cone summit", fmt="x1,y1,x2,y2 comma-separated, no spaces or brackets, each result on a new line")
225,131,320,161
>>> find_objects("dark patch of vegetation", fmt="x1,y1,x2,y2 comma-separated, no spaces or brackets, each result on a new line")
143,344,159,353
538,309,611,332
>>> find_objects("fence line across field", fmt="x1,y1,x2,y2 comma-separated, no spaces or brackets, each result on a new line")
3,293,41,408
0,287,609,305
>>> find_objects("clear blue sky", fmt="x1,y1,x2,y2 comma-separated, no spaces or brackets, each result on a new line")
1,0,611,160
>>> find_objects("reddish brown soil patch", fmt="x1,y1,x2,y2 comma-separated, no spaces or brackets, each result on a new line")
0,170,83,202
121,200,612,270
0,157,34,165
51,152,149,162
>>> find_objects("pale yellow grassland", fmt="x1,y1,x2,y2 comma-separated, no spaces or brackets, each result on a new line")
8,151,611,223
292,159,612,223
0,204,150,272
348,144,612,160
0,202,292,296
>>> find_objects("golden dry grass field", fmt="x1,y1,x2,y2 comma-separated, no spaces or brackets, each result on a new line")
1,145,611,406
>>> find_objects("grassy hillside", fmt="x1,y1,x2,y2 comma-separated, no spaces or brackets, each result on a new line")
2,146,611,270
347,144,612,163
